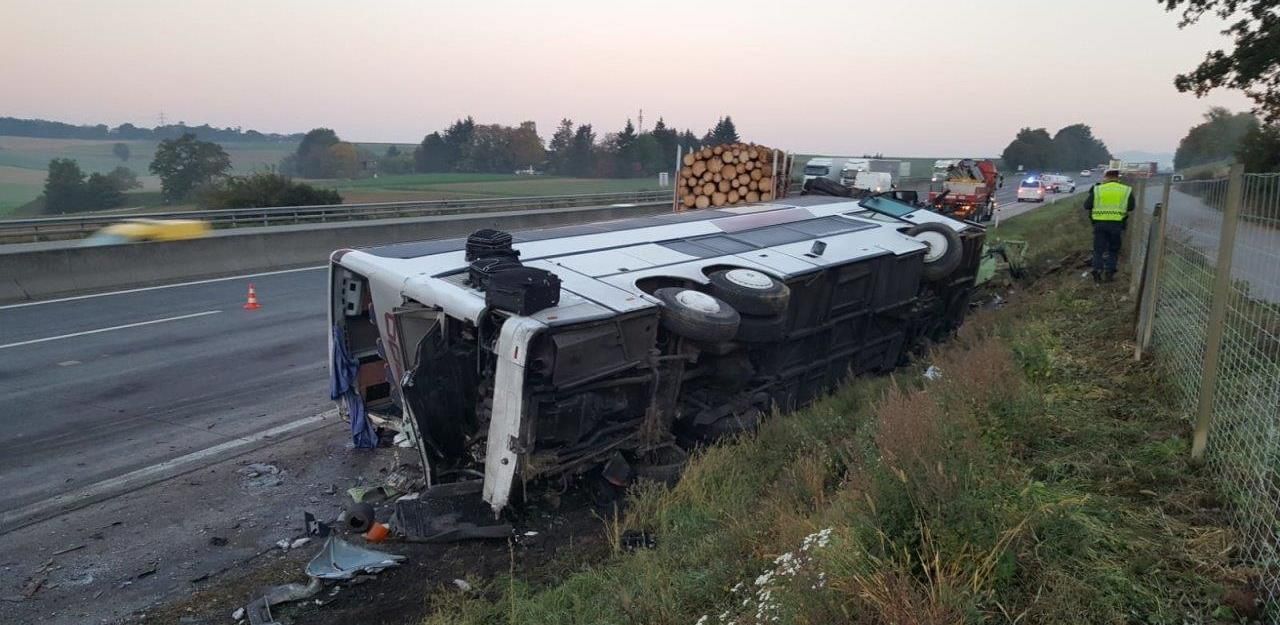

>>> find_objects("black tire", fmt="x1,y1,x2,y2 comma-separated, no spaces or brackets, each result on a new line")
653,287,740,343
707,269,790,316
803,177,853,197
905,222,964,282
735,312,787,342
632,444,688,486
700,408,762,441
346,502,375,532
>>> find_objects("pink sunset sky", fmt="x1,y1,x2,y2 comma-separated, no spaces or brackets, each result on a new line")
0,0,1255,156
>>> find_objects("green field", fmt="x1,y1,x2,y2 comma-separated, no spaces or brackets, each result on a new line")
323,173,665,204
0,136,669,216
0,136,301,214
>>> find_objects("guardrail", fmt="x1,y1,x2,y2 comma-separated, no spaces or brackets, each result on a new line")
0,200,673,303
0,190,671,243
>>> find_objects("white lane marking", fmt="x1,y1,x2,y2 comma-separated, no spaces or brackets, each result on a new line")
0,265,325,310
0,310,222,350
57,360,81,366
0,411,337,534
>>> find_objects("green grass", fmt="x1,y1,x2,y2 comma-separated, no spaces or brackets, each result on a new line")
408,202,1250,625
323,174,665,204
990,195,1090,269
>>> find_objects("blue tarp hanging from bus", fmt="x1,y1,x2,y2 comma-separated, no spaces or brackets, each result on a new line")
330,324,378,449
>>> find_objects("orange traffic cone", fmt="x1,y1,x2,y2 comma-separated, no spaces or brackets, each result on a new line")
243,283,261,310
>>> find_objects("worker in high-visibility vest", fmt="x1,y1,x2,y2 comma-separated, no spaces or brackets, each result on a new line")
1082,169,1135,282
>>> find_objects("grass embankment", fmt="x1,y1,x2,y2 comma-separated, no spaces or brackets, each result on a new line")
424,199,1253,624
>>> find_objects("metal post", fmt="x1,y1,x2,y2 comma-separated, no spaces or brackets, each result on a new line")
770,150,779,201
1135,176,1174,359
1127,179,1148,298
672,146,683,212
1190,163,1245,461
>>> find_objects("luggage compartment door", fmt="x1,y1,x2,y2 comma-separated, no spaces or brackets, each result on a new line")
389,305,443,486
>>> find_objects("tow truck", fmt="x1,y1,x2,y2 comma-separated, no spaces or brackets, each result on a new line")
928,159,1001,222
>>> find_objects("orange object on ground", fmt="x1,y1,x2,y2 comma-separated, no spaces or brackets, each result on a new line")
243,283,261,310
364,521,389,543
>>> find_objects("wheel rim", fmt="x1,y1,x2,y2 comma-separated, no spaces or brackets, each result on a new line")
723,269,773,290
914,231,949,262
674,290,721,313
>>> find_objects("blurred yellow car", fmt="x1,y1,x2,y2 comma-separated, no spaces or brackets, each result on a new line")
81,219,211,246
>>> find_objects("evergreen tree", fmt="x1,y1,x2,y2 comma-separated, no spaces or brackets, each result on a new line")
569,124,596,177
547,119,575,175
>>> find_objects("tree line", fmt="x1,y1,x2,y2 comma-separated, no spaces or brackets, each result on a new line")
279,115,741,179
1158,0,1279,173
1,116,301,142
36,114,747,213
412,115,740,178
999,124,1112,172
1174,107,1280,173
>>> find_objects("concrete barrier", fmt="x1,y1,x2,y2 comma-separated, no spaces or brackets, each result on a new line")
0,202,671,304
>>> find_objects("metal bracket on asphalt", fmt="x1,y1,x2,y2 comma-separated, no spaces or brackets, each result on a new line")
0,410,338,536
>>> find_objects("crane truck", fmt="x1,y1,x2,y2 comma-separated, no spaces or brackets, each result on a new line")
927,159,1000,222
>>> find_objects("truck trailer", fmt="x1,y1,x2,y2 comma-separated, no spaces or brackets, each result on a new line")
328,195,985,513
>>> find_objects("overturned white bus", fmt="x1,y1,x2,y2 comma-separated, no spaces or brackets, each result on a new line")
328,195,985,513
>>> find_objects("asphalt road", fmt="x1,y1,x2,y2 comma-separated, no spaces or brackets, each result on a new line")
902,170,1092,223
0,267,332,520
1144,185,1279,303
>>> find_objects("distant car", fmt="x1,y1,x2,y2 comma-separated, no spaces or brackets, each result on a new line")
513,167,542,176
1172,174,1184,182
1016,179,1047,203
1040,174,1076,193
1080,170,1092,177
81,219,210,246
851,171,894,193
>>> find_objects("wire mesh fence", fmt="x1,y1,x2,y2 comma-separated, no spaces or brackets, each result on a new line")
1137,169,1280,609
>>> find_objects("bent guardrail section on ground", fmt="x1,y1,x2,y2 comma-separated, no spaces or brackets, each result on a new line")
0,190,670,243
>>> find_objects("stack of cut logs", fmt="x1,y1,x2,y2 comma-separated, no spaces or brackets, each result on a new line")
678,143,778,210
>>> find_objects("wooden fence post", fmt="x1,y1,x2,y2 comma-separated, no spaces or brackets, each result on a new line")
1190,164,1245,461
1127,179,1148,297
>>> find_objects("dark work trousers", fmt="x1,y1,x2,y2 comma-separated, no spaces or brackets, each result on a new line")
1091,221,1125,273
